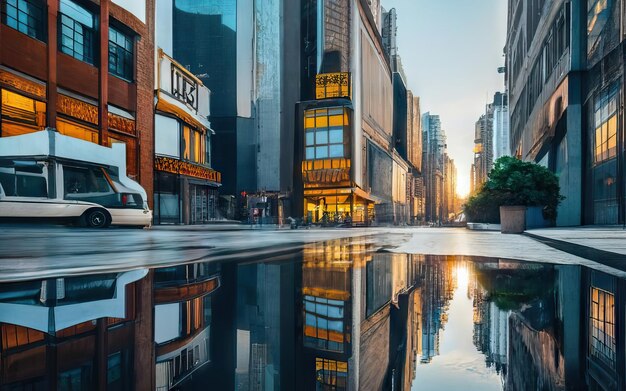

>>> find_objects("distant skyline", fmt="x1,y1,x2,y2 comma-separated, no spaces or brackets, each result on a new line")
382,0,508,197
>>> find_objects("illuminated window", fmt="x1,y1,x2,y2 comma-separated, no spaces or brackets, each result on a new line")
59,0,95,65
593,83,619,164
1,0,46,41
304,295,346,352
315,358,347,391
182,125,192,161
57,117,99,143
590,287,616,368
181,125,205,164
1,89,46,137
305,107,347,160
108,26,133,80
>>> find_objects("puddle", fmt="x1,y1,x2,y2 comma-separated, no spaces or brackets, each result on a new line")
0,238,622,390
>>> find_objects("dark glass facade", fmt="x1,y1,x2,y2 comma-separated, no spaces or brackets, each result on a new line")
173,0,238,195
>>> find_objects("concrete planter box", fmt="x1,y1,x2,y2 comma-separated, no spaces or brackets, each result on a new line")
500,206,527,234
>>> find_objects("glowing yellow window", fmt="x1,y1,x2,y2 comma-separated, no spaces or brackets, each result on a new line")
194,130,202,163
316,115,328,128
305,116,315,129
329,114,343,127
57,118,99,143
1,89,47,137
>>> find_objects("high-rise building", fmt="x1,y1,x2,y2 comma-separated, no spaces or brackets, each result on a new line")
506,0,583,226
170,0,301,223
492,92,510,160
295,0,398,226
507,0,626,225
422,113,447,224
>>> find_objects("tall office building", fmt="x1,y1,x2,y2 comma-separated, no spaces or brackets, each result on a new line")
492,92,510,160
422,113,447,223
170,0,301,222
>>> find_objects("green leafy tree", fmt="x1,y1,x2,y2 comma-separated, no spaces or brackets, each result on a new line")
464,156,564,223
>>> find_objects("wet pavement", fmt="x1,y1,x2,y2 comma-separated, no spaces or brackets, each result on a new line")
0,231,624,390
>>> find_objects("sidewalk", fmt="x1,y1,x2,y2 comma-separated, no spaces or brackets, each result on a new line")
524,226,626,273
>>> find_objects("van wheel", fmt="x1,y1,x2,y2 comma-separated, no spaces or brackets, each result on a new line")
82,209,111,228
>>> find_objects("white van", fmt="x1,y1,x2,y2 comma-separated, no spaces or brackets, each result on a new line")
0,130,152,228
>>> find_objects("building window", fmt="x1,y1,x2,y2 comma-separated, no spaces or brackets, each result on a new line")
58,364,93,391
305,107,348,160
593,83,619,164
0,89,46,137
181,124,205,164
1,0,46,41
587,0,613,52
590,287,616,368
108,26,133,81
315,358,348,391
304,295,346,352
59,0,95,65
57,117,99,143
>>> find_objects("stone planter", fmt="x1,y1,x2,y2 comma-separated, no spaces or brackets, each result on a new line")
500,206,527,234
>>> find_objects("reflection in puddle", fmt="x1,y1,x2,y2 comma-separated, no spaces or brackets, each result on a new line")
0,237,623,390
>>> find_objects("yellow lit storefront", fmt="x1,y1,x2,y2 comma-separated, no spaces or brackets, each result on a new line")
300,73,376,226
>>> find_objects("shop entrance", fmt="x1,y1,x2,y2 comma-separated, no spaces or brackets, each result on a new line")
190,185,218,224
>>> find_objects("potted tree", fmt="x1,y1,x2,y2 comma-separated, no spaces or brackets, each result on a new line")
464,157,564,234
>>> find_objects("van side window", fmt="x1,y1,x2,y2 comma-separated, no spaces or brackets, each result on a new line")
0,163,48,198
63,166,113,198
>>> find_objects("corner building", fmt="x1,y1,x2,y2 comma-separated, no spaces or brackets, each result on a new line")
0,0,155,203
296,0,396,226
507,0,625,225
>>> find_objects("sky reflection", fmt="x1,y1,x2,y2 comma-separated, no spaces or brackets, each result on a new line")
413,263,502,391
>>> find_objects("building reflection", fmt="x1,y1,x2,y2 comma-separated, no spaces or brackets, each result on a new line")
0,270,152,390
1,245,626,390
153,263,219,390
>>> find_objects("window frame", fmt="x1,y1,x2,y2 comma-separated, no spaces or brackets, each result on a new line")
58,0,97,65
592,83,619,165
108,23,134,81
304,107,348,161
1,0,47,42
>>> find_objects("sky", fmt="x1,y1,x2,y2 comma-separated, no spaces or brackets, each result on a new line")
381,0,508,197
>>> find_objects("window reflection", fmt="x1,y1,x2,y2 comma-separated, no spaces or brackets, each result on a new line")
590,287,616,368
315,358,348,391
304,295,346,352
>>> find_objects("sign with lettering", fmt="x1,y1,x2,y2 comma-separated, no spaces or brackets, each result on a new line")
171,65,198,111
155,156,221,184
316,73,351,100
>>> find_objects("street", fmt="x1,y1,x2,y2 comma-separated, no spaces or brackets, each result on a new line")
2,224,626,282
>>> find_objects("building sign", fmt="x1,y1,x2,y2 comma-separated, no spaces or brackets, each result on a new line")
155,156,221,184
302,167,351,186
171,64,198,112
316,73,351,100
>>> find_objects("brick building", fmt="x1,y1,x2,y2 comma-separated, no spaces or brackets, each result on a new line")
0,0,155,204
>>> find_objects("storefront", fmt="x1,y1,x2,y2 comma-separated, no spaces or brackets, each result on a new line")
298,79,377,226
153,50,221,225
